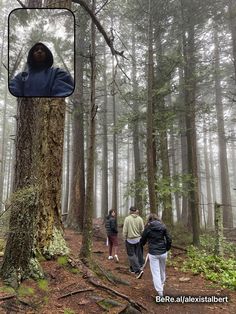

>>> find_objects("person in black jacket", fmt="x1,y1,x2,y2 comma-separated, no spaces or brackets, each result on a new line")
140,213,172,297
105,209,119,262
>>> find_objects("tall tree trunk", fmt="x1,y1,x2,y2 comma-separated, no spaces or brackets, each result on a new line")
62,108,71,215
80,0,97,262
131,26,143,215
111,45,118,211
203,119,214,227
101,42,109,221
155,32,173,227
170,132,181,222
178,66,189,226
146,0,157,213
181,0,200,245
229,0,236,82
209,129,217,204
0,87,8,211
214,27,233,228
67,9,86,230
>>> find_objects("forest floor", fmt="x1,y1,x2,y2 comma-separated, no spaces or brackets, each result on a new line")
0,223,235,314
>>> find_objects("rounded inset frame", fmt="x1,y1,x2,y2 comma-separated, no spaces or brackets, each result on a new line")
8,8,75,98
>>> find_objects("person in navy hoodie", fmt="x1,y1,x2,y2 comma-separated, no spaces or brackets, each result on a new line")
9,42,74,97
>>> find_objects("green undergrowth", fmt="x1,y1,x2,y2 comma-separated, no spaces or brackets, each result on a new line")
170,223,192,246
179,234,236,290
56,256,80,275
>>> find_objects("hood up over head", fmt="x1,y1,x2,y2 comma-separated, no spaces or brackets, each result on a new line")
27,42,53,69
149,220,165,231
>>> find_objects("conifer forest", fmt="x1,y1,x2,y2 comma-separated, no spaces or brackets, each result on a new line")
0,0,235,313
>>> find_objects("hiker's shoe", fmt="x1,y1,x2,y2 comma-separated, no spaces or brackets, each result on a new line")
108,256,113,260
129,268,135,274
114,254,119,262
136,270,144,279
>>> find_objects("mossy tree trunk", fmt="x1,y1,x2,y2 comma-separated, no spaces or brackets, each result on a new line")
0,0,71,286
0,98,41,288
214,202,224,256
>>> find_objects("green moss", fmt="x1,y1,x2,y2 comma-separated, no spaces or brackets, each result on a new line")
64,308,75,314
57,256,68,266
37,279,49,291
98,299,122,310
11,186,39,208
0,286,16,294
18,285,35,297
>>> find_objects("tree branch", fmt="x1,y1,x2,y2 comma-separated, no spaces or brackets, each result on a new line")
72,0,127,59
16,0,26,8
95,0,111,15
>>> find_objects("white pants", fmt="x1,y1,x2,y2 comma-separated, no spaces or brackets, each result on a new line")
149,252,167,296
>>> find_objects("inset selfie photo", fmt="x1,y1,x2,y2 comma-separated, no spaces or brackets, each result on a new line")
8,8,75,97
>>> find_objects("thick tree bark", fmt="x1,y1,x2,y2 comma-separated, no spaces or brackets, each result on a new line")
0,98,41,287
35,99,67,256
0,0,71,286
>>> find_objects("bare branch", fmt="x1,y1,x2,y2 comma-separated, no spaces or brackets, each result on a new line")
16,0,26,8
95,0,111,15
72,0,127,59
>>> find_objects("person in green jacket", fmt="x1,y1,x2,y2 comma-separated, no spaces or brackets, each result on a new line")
123,206,144,279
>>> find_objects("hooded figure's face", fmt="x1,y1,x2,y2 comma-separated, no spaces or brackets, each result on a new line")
27,42,53,69
32,44,46,63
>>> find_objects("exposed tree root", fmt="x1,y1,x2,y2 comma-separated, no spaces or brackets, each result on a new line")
68,256,147,312
58,288,94,299
0,294,16,301
88,277,147,312
94,262,117,284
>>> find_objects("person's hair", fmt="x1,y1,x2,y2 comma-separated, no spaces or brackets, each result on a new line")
109,209,116,216
148,213,161,222
129,206,137,212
